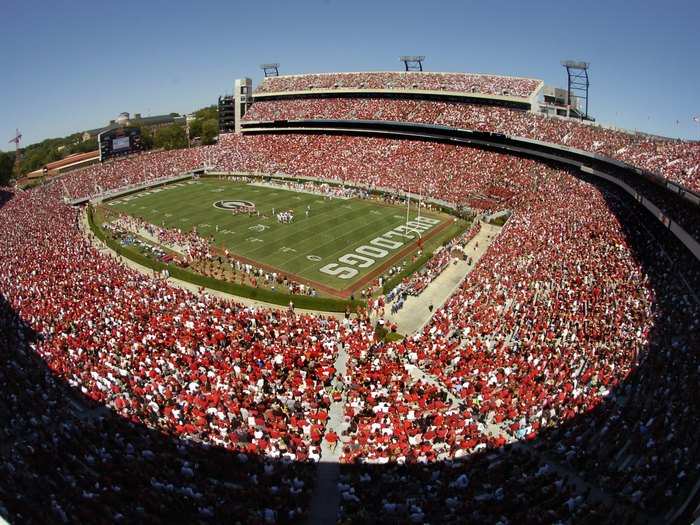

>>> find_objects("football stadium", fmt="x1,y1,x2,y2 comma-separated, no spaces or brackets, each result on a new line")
1,5,700,525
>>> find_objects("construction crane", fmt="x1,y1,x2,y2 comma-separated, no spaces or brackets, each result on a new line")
8,129,22,176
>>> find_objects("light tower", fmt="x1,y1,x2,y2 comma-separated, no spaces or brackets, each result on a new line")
400,56,425,72
7,129,22,177
260,63,280,77
561,60,590,119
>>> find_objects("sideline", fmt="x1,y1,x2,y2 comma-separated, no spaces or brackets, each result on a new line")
79,209,347,319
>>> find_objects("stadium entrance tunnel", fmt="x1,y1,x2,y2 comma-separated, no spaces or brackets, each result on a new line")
1,174,699,524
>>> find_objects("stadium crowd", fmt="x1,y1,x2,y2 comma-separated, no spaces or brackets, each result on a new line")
253,71,542,98
54,127,699,248
1,121,699,523
0,183,355,522
243,97,700,193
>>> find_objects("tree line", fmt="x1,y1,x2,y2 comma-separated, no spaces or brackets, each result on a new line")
4,105,220,181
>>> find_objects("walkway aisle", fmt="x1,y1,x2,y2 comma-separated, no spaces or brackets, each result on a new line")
384,222,502,335
305,343,349,525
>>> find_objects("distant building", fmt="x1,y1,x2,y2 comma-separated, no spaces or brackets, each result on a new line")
82,112,186,141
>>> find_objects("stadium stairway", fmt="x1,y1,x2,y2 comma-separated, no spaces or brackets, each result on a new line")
384,221,501,334
306,341,350,525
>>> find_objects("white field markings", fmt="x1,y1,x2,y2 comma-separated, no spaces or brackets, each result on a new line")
243,200,366,262
219,229,236,235
246,237,264,243
315,214,444,281
280,247,297,253
239,194,344,257
276,208,408,278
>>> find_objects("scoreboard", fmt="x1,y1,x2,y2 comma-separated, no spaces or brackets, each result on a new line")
99,127,142,161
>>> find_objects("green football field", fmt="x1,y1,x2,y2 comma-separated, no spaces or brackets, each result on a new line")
105,178,453,293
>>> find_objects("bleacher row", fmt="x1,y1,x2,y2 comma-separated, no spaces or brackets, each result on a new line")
254,71,542,99
243,97,700,194
1,102,699,522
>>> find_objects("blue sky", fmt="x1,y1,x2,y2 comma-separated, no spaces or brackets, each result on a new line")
1,0,698,147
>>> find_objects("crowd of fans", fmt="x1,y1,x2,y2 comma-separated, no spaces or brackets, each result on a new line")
58,147,208,201
257,178,366,200
210,134,540,215
0,183,354,522
254,71,542,98
108,213,213,261
243,96,700,193
1,119,699,522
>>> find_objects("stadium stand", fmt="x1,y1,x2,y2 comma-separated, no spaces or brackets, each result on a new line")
1,76,699,523
253,71,542,99
243,97,700,194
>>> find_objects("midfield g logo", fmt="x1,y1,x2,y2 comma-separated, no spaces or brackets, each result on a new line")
213,200,256,213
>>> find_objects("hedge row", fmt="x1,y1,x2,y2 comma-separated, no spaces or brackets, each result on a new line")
87,206,364,313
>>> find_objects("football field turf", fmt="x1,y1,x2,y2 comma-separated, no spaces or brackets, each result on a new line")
105,178,453,293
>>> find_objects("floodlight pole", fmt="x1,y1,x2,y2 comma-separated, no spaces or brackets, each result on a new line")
260,63,280,78
400,56,426,72
561,60,590,120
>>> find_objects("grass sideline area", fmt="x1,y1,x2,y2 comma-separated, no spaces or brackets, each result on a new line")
87,206,364,312
103,178,462,295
